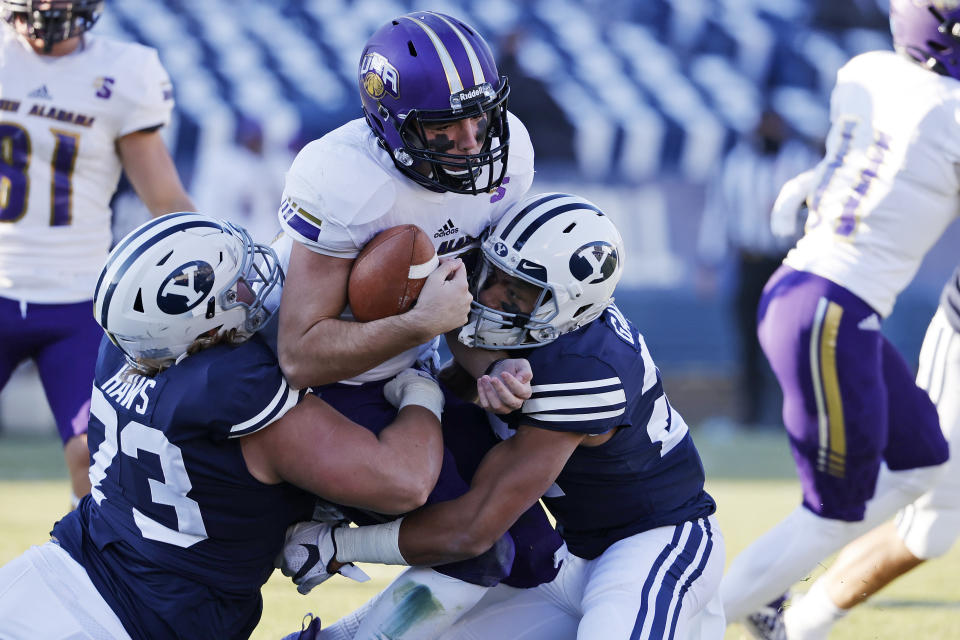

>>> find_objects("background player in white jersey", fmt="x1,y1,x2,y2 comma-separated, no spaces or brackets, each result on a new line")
721,1,958,635
0,213,455,640
0,0,194,506
782,265,960,639
273,12,565,639
280,194,725,640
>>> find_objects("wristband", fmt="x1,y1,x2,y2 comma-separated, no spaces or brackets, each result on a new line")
333,517,407,565
398,381,444,422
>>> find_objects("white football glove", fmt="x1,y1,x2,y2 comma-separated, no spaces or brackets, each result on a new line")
275,521,370,594
770,168,817,238
384,368,444,421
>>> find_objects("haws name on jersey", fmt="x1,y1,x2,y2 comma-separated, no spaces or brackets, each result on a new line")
100,366,157,415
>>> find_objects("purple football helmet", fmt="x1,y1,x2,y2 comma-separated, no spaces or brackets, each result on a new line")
1,0,103,53
890,0,960,81
358,11,510,195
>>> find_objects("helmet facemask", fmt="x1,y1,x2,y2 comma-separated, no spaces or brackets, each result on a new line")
388,79,510,194
2,0,103,53
459,249,562,350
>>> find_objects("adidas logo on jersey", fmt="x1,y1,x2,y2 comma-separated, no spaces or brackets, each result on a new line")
28,85,52,99
433,219,459,238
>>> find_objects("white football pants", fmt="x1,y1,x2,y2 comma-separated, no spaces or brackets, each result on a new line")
0,541,131,640
899,307,960,559
437,515,725,640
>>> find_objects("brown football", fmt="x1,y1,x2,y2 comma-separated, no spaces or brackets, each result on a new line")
348,224,438,322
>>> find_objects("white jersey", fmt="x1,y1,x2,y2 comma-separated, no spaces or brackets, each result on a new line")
784,51,960,317
0,28,173,303
273,114,535,383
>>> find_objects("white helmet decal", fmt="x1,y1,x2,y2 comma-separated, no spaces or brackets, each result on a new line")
570,242,619,284
158,261,215,313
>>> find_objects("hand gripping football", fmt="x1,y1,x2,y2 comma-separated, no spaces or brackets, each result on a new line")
348,224,438,322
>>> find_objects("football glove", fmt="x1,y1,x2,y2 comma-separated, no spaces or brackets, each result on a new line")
276,521,370,594
770,168,816,238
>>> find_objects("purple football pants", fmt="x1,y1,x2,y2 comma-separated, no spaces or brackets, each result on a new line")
0,296,100,445
757,266,948,521
316,379,564,588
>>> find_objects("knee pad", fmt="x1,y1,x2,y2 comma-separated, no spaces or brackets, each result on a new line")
434,534,515,587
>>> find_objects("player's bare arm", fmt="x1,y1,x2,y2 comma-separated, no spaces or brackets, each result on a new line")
278,243,471,388
241,393,443,515
393,425,585,564
117,129,194,216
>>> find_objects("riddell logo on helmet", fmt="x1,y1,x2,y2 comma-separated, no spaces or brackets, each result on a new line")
360,53,399,99
455,87,485,101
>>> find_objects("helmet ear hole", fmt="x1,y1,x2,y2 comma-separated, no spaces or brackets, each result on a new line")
133,290,144,313
573,304,592,319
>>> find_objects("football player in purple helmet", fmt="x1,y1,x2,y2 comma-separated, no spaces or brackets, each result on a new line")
0,0,102,53
0,0,193,507
273,10,561,640
359,12,511,195
889,0,960,81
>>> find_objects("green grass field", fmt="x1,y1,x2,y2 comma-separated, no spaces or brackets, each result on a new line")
2,432,958,639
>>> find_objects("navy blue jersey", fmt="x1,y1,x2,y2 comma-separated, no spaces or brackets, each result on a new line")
51,335,315,640
506,305,716,559
941,266,960,333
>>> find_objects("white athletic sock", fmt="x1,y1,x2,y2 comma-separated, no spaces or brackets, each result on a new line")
352,566,489,640
784,581,846,640
721,506,871,622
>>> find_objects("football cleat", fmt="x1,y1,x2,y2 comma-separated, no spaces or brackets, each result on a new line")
743,594,789,640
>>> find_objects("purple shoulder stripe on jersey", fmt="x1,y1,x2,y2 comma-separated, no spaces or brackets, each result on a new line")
286,214,321,243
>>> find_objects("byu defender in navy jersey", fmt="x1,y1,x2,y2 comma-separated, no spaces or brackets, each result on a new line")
281,194,725,640
0,214,451,640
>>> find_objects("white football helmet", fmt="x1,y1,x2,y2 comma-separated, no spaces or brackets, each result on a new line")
93,213,283,370
459,193,624,349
